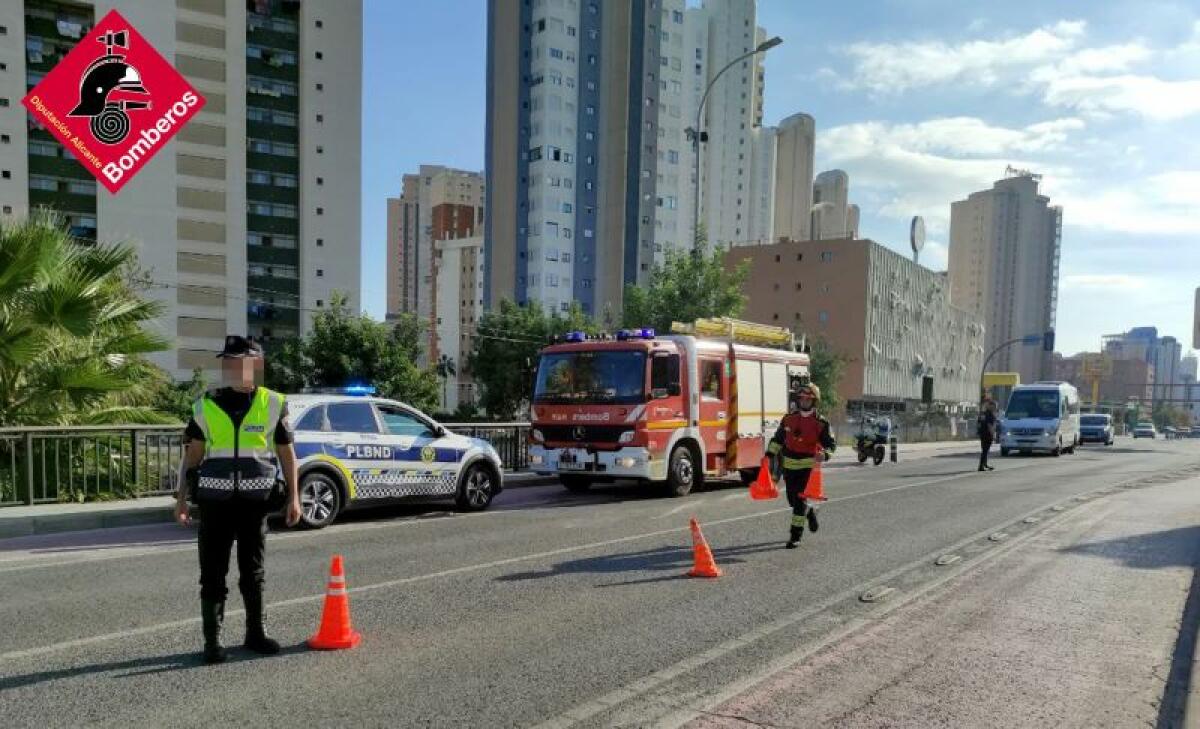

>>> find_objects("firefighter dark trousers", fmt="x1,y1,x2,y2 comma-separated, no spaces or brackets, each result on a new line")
783,469,813,541
979,436,993,470
198,501,269,603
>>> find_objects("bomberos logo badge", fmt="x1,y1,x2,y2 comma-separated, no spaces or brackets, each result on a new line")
21,9,206,194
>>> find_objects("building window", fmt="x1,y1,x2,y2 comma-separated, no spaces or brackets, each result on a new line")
1,170,9,179
315,20,323,28
316,207,324,215
316,145,324,154
316,177,323,185
315,51,323,60
316,238,324,247
2,206,11,215
819,311,829,323
317,300,324,307
0,134,8,144
0,99,8,107
316,82,323,91
316,269,324,277
821,251,833,262
796,253,803,261
316,113,323,122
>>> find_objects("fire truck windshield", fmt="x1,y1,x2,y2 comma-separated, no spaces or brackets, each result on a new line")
534,350,648,404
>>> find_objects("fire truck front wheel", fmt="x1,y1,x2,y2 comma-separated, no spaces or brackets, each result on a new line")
559,475,591,493
666,444,699,497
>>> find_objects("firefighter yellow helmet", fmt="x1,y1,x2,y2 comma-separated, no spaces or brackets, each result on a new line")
797,382,821,402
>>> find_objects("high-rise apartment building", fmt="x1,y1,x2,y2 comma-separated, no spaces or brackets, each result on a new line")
0,0,362,379
771,112,814,243
695,0,769,249
433,235,484,412
1180,353,1197,385
1154,335,1182,400
385,165,484,361
948,171,1062,384
846,203,860,239
811,169,849,240
485,0,775,317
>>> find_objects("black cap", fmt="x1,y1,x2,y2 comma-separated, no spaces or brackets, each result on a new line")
216,335,264,359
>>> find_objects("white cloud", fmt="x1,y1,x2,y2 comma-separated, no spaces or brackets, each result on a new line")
842,20,1086,93
1042,169,1200,235
1038,73,1200,121
818,117,1080,229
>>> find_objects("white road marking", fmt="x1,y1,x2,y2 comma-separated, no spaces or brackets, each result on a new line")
0,465,1025,662
535,496,1114,729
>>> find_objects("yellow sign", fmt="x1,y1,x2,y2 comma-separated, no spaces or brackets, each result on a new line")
420,446,436,463
982,372,1020,387
1081,354,1112,379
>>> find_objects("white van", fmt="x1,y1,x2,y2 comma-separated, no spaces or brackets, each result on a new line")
999,382,1081,457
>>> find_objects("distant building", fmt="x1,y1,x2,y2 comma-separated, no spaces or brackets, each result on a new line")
385,165,484,363
433,236,484,412
770,112,815,243
948,172,1061,384
846,203,861,239
1181,353,1197,384
1194,287,1200,349
726,237,985,410
811,169,848,239
1155,336,1183,401
1054,354,1154,407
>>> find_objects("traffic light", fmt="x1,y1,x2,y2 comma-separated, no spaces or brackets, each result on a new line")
1043,329,1055,352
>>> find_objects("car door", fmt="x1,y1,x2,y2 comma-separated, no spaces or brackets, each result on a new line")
373,402,461,497
324,400,390,500
697,357,727,465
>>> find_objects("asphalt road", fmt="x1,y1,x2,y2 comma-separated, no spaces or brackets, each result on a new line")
1,437,1198,728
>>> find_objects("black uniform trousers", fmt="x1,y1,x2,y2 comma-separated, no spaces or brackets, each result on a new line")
198,500,269,602
979,436,993,469
783,468,813,526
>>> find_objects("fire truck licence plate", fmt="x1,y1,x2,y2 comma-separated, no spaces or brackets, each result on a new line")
559,452,585,470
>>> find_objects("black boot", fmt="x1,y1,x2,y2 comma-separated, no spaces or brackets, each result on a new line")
806,506,820,533
785,525,804,549
242,589,281,655
201,599,227,664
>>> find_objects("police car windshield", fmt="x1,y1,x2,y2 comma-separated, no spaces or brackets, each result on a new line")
1081,415,1108,426
1005,391,1060,420
534,350,647,404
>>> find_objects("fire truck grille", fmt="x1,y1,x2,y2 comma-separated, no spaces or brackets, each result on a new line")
541,425,631,444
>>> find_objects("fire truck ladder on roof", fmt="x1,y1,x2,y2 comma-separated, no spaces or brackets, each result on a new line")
670,317,798,351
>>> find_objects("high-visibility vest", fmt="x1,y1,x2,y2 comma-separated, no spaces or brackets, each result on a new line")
192,387,286,502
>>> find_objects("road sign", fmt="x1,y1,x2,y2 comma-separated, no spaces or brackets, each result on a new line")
1082,354,1112,379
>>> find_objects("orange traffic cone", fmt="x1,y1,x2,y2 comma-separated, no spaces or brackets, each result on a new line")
686,518,722,578
800,460,827,501
308,555,362,650
749,457,779,500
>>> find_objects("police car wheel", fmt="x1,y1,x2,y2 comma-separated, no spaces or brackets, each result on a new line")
456,464,495,511
300,472,341,529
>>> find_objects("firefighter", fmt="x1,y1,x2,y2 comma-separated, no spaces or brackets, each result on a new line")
174,336,300,664
767,382,836,549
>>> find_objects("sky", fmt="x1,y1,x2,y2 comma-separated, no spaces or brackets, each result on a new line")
361,0,1199,358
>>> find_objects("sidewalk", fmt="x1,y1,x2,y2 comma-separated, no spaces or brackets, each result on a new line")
688,476,1200,728
0,471,557,540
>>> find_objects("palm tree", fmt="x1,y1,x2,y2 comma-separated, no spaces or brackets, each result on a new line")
0,211,171,425
436,354,456,412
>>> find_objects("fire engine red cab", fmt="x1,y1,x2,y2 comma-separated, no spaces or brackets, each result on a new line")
528,318,809,496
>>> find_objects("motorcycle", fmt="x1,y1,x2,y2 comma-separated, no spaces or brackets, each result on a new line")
854,417,890,466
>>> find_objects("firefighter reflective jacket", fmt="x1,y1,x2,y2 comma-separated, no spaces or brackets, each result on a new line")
767,411,836,470
192,387,286,502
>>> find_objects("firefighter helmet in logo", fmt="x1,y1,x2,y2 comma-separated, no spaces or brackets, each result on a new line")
572,425,586,441
68,30,151,145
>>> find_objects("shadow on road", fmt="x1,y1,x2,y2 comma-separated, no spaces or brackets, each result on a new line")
0,643,309,692
1058,525,1200,571
495,542,781,584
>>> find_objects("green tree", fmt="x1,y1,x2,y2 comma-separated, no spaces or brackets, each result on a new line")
806,336,848,414
0,211,171,425
264,294,440,412
436,354,456,412
467,299,596,419
621,244,750,333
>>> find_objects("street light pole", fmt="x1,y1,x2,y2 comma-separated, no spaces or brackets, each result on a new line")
978,334,1042,404
686,36,782,253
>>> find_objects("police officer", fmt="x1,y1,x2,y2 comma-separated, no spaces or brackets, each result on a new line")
174,336,301,664
767,382,836,550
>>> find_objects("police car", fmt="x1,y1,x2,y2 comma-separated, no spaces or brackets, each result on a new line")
286,388,504,528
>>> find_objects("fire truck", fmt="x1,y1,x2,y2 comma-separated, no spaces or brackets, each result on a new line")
528,318,810,496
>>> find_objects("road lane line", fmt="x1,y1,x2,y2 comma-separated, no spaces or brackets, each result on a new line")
0,460,1061,662
653,502,695,520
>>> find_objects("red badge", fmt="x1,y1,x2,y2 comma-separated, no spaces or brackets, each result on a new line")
22,9,206,194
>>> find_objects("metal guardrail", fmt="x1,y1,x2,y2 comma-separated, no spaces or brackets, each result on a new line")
442,423,531,472
0,422,533,507
0,425,186,506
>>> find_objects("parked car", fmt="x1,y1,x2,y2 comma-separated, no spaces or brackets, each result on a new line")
1133,422,1157,439
1079,414,1114,445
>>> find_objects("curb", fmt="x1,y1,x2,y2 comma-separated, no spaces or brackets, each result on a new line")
0,503,175,540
